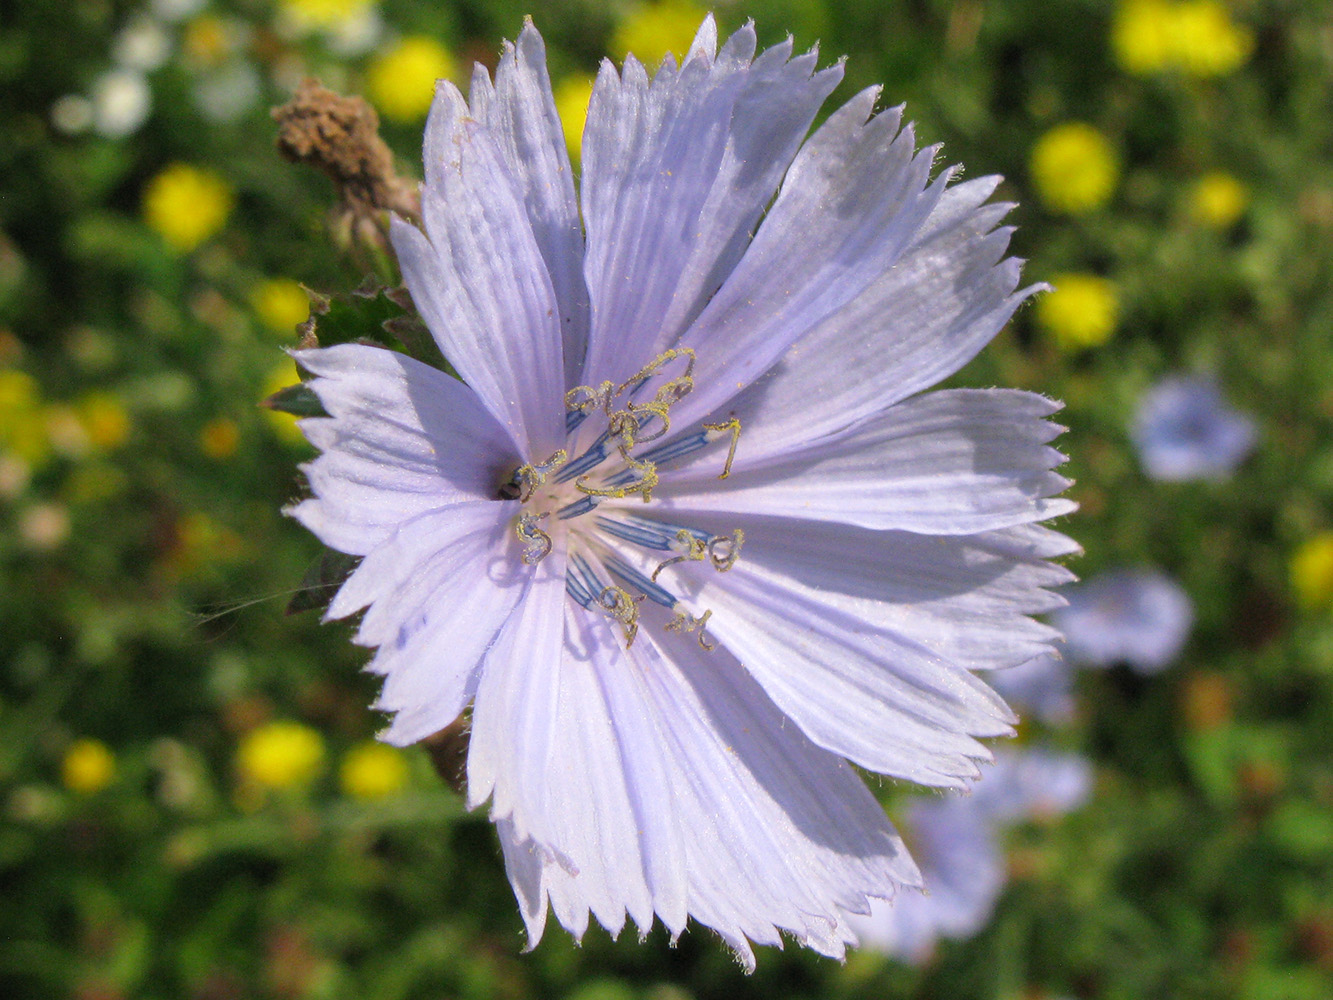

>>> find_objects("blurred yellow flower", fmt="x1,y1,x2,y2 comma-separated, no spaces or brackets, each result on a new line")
1172,1,1253,78
1037,274,1119,352
1111,0,1252,78
280,0,373,29
1030,123,1119,215
44,405,91,459
611,0,706,67
554,74,595,164
63,738,116,795
78,392,131,450
366,36,455,123
251,278,310,335
0,372,50,466
1189,171,1248,229
237,721,325,791
1112,0,1176,75
263,362,308,447
0,369,37,411
143,164,234,252
183,16,234,68
340,741,409,800
200,417,240,459
1291,532,1333,612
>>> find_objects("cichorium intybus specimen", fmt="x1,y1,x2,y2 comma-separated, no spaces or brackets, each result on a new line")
286,15,1076,969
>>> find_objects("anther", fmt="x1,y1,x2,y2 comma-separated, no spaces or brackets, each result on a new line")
707,529,744,572
596,585,642,647
666,606,715,651
515,512,553,564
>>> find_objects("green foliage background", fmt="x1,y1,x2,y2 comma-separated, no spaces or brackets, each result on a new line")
2,1,1332,998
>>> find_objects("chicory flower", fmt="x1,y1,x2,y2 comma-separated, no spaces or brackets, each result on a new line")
288,16,1075,967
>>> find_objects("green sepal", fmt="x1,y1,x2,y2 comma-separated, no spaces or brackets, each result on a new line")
296,278,449,372
262,381,327,418
286,549,360,615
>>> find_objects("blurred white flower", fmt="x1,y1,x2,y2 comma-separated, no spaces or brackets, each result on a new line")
0,453,32,498
91,69,152,138
113,15,173,72
51,94,94,135
326,5,384,57
151,0,207,23
19,503,71,551
194,64,262,122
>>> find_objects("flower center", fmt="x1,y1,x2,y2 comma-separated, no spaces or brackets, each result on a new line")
501,348,745,650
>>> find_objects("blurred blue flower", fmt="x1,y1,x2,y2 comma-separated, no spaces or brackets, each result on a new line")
970,746,1093,822
287,16,1075,967
1054,569,1193,673
1132,375,1256,481
850,794,1005,963
851,748,1090,962
988,652,1077,725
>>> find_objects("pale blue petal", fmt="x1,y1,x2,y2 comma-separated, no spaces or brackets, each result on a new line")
475,597,694,949
577,21,842,400
496,818,553,950
288,343,516,555
626,624,919,965
496,602,671,943
466,542,569,825
612,512,1074,675
664,178,1037,467
396,82,566,456
491,604,918,967
657,389,1075,534
609,543,1014,787
566,601,690,938
342,502,527,746
668,90,948,431
464,22,589,385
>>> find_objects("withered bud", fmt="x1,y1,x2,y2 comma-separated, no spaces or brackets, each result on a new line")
272,79,420,224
